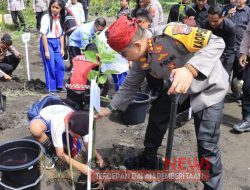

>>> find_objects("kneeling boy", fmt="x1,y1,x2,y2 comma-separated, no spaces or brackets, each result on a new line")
29,104,104,174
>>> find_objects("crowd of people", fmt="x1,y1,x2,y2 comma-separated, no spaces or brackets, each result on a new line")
0,0,250,189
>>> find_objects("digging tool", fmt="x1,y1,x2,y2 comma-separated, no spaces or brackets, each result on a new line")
165,93,181,170
161,93,181,190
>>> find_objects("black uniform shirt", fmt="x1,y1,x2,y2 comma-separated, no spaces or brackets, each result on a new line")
190,3,210,26
201,17,236,62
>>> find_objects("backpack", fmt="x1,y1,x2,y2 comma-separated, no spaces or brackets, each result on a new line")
27,95,64,121
66,55,99,91
64,7,78,35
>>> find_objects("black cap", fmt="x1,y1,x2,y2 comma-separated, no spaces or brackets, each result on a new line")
1,33,12,46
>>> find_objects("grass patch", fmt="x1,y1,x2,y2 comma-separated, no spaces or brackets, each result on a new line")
23,8,36,28
0,0,35,31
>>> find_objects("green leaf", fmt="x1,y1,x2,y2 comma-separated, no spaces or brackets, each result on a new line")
100,95,109,100
100,51,117,63
179,5,186,17
87,70,98,81
95,34,104,51
95,34,117,63
104,69,119,75
98,75,108,84
85,50,97,63
179,5,185,13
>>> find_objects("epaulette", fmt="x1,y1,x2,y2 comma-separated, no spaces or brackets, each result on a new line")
147,38,171,62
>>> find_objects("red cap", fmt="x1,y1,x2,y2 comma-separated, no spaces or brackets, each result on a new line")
106,16,138,52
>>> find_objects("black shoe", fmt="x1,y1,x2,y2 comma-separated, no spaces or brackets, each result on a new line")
124,152,163,170
233,120,250,133
23,27,29,32
56,87,67,93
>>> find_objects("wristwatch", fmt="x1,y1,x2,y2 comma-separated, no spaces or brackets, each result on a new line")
107,104,116,113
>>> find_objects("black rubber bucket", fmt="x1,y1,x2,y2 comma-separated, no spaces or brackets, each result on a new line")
0,139,45,190
121,92,151,125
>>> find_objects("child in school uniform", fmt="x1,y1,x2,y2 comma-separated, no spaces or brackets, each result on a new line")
40,0,66,93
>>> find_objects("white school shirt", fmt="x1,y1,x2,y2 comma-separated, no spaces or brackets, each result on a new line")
65,2,85,26
7,0,25,11
39,105,73,148
99,29,129,74
40,14,63,38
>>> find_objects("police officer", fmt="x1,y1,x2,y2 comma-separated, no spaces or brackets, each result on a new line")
96,16,228,190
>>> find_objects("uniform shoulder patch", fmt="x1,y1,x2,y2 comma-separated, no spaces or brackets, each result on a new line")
164,24,212,53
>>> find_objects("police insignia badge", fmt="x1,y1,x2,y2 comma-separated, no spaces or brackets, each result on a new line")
155,45,164,53
157,53,169,61
172,25,192,35
148,39,154,52
140,62,150,70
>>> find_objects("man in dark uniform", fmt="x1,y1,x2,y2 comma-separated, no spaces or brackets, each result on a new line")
191,0,210,26
96,16,228,190
201,5,236,74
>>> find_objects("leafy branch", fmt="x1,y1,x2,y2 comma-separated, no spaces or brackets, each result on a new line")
85,34,118,85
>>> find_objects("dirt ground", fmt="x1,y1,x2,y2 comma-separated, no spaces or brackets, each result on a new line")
0,19,250,190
